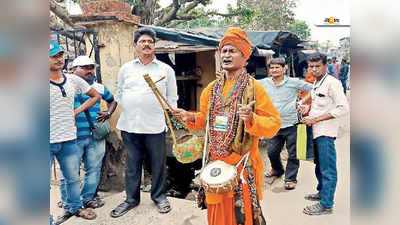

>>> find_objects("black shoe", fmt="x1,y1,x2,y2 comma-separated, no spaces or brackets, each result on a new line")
83,197,105,209
54,211,74,225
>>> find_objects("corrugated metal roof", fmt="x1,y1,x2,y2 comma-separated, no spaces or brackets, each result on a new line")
155,40,216,54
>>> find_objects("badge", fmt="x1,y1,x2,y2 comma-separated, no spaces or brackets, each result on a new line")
214,115,228,132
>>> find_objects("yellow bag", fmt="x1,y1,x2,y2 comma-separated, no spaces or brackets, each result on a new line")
296,123,314,161
173,134,203,164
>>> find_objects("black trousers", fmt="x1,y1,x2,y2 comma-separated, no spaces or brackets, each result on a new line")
121,131,167,204
266,125,299,182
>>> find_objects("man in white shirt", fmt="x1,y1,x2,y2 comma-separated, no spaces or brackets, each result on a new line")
110,27,178,217
300,52,349,215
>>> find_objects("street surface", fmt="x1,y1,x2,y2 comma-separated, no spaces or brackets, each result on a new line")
50,93,350,225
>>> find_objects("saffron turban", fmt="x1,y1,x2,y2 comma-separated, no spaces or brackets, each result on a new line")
218,27,252,59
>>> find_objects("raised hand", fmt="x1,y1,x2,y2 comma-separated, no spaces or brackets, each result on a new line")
237,100,256,122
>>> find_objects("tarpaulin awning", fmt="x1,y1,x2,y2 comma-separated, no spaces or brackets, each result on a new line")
139,25,304,54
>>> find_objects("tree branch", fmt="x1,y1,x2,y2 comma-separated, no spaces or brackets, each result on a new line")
182,0,202,14
212,12,243,17
49,0,84,29
154,0,180,26
166,20,187,28
176,14,197,20
143,0,157,24
171,10,242,24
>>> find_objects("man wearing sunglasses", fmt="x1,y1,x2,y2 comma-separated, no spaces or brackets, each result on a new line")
50,41,100,224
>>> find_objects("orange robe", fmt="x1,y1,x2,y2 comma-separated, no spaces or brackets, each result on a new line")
187,79,281,225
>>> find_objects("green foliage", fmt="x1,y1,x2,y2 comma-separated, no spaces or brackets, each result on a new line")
175,8,219,29
219,0,297,31
288,20,311,40
123,0,134,5
176,5,256,29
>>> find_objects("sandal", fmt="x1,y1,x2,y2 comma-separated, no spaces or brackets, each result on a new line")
75,208,97,220
284,181,296,190
110,201,139,218
304,193,321,201
54,210,74,225
264,169,283,178
84,198,105,209
156,200,171,214
303,203,332,215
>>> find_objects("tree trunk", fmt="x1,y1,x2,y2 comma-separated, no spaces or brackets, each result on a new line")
50,0,84,29
98,132,127,192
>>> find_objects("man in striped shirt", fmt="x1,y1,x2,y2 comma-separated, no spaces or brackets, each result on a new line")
58,55,117,211
50,42,100,224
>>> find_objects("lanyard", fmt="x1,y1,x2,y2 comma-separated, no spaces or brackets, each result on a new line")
216,80,242,106
313,74,328,91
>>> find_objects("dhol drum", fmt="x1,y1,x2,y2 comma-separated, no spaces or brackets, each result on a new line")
199,160,238,194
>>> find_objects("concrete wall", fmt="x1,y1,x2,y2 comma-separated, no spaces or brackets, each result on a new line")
85,22,138,133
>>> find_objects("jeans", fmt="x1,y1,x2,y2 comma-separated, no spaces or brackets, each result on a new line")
121,131,167,204
313,136,337,209
50,140,82,213
340,79,347,94
266,126,299,182
60,137,106,204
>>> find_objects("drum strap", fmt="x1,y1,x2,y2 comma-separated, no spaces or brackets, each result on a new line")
201,117,210,170
235,152,250,184
199,115,250,184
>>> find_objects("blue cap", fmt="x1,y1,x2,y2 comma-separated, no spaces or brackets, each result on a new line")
49,41,64,57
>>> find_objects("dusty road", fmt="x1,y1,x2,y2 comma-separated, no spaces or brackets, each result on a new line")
50,95,350,225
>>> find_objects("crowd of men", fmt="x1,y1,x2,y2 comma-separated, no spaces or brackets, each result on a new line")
50,27,349,225
327,57,351,93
